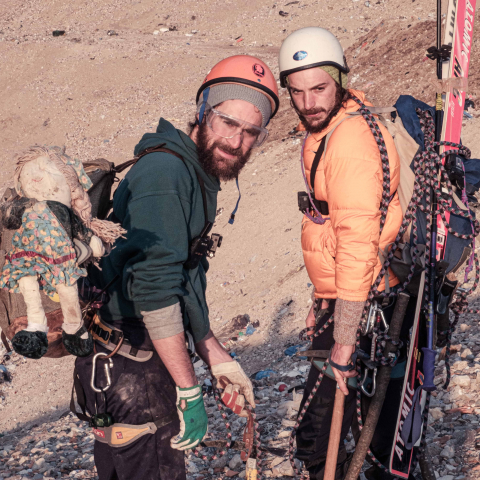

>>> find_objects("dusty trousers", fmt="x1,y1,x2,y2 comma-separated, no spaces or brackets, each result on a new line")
295,297,414,480
74,345,186,480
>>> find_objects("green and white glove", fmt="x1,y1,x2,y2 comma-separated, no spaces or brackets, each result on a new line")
170,385,208,451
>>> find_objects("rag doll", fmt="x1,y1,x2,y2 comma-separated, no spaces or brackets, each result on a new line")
0,145,125,359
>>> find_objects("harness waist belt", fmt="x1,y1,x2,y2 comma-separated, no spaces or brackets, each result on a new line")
92,413,177,447
310,191,398,219
312,198,329,215
90,314,154,362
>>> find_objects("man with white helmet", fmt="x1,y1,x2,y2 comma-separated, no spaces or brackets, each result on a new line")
279,28,406,479
73,55,279,479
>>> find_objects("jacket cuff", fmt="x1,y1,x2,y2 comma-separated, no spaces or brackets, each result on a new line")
333,298,365,346
336,287,370,302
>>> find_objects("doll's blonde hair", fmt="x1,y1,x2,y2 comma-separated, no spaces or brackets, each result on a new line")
14,145,125,245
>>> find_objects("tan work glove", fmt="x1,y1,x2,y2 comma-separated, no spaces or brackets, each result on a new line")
211,361,255,417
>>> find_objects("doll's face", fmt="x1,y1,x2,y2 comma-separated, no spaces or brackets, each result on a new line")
19,156,72,206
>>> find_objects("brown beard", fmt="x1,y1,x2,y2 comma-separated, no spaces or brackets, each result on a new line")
196,122,252,181
292,83,347,134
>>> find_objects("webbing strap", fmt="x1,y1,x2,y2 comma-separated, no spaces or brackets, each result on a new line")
71,367,90,423
1,330,12,353
115,144,211,230
310,137,325,195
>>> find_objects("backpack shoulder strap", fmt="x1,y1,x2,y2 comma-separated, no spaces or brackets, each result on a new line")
310,116,355,195
310,137,326,195
116,144,210,227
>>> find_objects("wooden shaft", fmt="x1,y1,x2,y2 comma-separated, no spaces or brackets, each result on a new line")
324,384,346,480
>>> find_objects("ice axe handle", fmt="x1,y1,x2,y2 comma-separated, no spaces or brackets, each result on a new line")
324,380,346,480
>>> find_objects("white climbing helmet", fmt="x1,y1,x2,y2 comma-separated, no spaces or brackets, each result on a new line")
279,27,349,88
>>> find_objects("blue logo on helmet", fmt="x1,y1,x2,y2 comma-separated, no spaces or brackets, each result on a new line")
293,51,308,61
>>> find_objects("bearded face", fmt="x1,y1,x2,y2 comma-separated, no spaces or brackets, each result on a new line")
287,68,347,134
294,82,345,134
193,99,262,181
196,122,253,181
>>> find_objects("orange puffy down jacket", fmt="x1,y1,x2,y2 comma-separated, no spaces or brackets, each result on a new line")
301,90,403,302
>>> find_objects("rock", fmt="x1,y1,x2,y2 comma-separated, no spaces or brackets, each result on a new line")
277,399,301,417
440,445,455,459
437,476,454,480
452,361,468,371
430,408,445,420
452,375,471,388
212,456,228,469
229,454,243,471
32,458,45,471
279,460,295,476
460,324,470,333
461,348,473,359
186,462,199,474
447,385,463,402
271,457,284,468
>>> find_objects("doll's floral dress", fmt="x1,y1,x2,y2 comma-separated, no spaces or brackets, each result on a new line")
0,201,86,298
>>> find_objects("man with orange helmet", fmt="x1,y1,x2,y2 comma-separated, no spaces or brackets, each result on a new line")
73,55,278,479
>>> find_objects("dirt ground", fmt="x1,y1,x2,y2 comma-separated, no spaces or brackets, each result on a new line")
1,0,480,475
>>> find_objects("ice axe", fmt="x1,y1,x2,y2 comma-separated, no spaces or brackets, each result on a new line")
324,377,347,480
344,292,410,480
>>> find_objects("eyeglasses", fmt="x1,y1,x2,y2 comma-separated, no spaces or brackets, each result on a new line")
205,107,268,148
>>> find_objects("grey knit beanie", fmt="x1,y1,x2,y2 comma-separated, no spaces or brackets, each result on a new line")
197,84,272,128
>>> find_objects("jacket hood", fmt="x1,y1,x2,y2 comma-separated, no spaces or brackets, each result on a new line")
134,118,220,192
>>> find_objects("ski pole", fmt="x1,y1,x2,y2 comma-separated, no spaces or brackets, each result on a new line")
345,293,410,480
324,378,346,480
422,0,443,392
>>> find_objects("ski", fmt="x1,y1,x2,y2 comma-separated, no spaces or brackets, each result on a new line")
436,0,477,260
389,273,427,478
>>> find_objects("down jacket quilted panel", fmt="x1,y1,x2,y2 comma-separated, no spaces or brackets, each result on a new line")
301,90,403,302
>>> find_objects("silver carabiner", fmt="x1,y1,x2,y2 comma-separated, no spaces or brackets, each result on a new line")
378,308,389,334
362,302,377,336
91,352,113,393
360,367,377,397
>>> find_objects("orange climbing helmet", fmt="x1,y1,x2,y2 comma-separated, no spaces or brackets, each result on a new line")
196,55,280,124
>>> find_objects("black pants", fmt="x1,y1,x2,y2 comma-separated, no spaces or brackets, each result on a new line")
75,345,186,480
295,297,415,480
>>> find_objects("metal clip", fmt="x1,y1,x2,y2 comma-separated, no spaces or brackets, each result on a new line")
359,333,377,397
362,302,377,336
360,367,377,397
91,352,113,393
378,308,389,334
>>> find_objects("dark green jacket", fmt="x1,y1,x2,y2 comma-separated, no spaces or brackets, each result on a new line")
95,119,220,343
